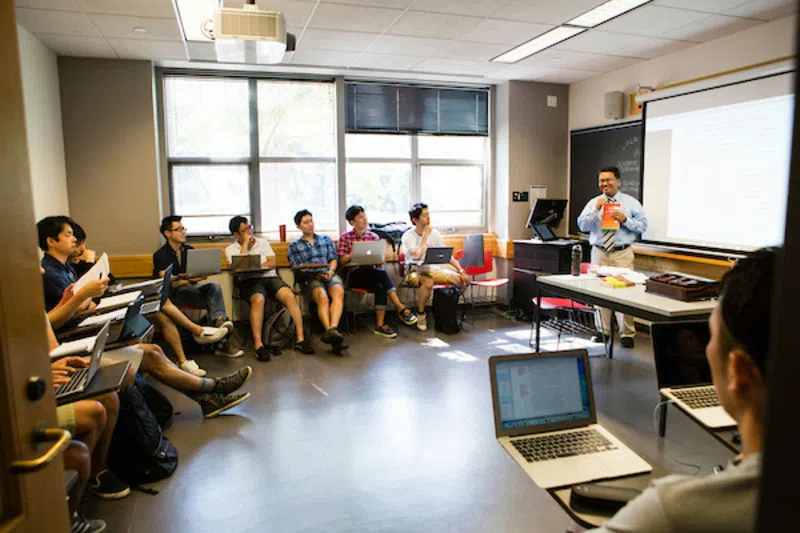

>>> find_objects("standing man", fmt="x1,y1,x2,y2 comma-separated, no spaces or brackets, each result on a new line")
577,166,647,348
338,205,418,338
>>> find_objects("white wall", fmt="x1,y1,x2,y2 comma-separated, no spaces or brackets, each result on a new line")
17,25,69,220
569,15,797,131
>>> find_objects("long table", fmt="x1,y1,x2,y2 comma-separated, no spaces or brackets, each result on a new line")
534,275,717,357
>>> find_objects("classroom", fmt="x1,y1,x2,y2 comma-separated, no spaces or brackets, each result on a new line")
2,1,799,532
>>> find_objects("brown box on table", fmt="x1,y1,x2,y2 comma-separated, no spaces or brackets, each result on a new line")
645,272,720,302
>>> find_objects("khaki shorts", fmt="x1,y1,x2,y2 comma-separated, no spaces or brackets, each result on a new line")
57,403,77,435
403,269,456,287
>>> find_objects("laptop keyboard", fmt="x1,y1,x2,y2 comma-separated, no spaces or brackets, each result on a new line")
511,429,617,462
671,387,720,409
56,367,90,396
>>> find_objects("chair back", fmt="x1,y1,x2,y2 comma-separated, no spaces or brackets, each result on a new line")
456,248,493,276
460,234,484,268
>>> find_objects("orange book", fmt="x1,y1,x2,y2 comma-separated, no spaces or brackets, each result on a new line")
601,203,621,231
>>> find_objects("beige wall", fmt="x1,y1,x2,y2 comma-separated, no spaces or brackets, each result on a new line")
17,25,69,222
59,57,162,255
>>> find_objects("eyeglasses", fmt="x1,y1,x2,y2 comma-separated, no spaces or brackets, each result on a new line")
169,226,186,232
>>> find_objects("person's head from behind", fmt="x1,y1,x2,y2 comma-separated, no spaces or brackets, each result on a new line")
229,215,253,241
160,215,186,244
37,216,76,257
707,248,775,423
409,202,429,228
345,205,368,232
598,166,621,198
294,209,314,235
69,219,87,259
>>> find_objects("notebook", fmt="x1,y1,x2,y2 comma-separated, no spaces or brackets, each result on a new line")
651,321,736,429
50,335,98,359
185,248,222,277
94,290,142,312
55,322,110,401
140,265,172,315
489,350,651,489
348,241,386,266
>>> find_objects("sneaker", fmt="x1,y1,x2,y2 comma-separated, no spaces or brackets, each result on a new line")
214,366,253,395
621,336,635,348
71,514,107,533
591,331,607,343
196,392,251,418
295,339,315,354
255,345,272,362
214,339,244,358
193,326,228,345
321,327,342,344
214,317,235,334
399,308,418,326
416,312,428,331
374,324,398,338
180,359,207,377
88,469,130,500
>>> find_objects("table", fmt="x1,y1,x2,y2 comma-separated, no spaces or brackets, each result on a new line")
534,275,717,358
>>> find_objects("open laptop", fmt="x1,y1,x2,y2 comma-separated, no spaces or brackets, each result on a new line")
489,350,652,489
532,223,558,242
349,241,386,266
106,296,152,344
230,254,262,272
652,321,736,428
408,246,453,265
185,248,222,277
140,265,172,315
55,322,110,401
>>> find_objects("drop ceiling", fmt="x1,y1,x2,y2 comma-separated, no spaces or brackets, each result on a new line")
14,0,797,84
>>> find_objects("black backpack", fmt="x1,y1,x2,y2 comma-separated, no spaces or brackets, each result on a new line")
108,375,178,489
368,222,410,252
261,300,296,355
433,286,462,334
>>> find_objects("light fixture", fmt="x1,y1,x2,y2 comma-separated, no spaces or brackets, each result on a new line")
568,0,652,28
491,26,585,64
173,0,218,41
133,26,147,33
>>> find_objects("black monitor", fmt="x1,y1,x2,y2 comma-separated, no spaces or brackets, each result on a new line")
526,199,567,229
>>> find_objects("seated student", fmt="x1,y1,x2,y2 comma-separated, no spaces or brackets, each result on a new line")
225,215,313,359
287,209,345,347
337,205,417,338
154,215,242,359
400,203,469,331
587,248,774,533
63,440,106,533
67,219,98,278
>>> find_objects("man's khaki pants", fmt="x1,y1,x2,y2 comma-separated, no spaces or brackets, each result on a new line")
591,246,636,338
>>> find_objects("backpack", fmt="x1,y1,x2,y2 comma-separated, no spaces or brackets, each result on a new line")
262,299,296,352
368,222,410,252
108,375,178,489
433,286,462,334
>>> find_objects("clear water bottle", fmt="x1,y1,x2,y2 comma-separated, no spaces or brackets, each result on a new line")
571,244,582,276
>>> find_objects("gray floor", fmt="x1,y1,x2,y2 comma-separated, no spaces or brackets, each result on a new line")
84,311,734,533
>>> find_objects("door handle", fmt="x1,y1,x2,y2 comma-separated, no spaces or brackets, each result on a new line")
9,425,71,474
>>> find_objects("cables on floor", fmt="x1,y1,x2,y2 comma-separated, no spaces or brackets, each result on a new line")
652,400,702,476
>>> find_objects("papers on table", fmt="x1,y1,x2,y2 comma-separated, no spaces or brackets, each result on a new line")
73,253,110,292
49,335,97,359
593,266,648,285
95,291,142,311
78,307,127,327
116,279,160,291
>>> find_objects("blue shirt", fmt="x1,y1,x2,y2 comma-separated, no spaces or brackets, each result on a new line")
41,253,77,311
577,191,648,247
288,234,337,268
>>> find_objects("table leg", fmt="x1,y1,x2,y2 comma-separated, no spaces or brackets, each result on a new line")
535,285,541,352
658,394,668,438
608,313,615,359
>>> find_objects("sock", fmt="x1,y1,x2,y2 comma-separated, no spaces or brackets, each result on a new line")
199,377,216,392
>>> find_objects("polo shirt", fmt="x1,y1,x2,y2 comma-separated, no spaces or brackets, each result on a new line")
41,253,77,311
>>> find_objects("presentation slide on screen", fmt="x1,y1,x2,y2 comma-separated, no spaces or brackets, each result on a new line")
497,358,582,423
643,73,794,251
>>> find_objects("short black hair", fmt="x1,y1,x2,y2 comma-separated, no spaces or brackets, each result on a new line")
159,215,182,237
70,219,86,243
345,205,365,223
294,209,312,226
229,215,249,235
408,202,428,224
599,166,621,180
37,216,72,252
718,247,777,379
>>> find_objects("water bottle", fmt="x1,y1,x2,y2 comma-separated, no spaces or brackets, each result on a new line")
571,244,582,276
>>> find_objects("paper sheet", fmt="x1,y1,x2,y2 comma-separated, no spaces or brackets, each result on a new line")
78,306,127,327
73,253,110,292
594,267,648,284
95,291,142,311
49,335,97,359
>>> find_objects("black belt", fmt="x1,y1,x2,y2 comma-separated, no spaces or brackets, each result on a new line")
593,244,631,252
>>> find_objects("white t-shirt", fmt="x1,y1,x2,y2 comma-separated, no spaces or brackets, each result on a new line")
225,237,277,278
401,227,453,273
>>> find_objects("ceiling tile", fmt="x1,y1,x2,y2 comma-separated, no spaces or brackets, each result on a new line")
308,3,404,33
457,19,552,45
15,7,99,36
318,0,414,7
107,38,187,60
252,0,318,29
77,0,176,18
36,33,117,57
518,49,642,73
613,35,695,58
660,13,763,41
89,14,182,41
599,5,715,36
653,0,751,13
431,40,511,61
298,29,380,52
187,41,216,61
412,57,503,77
412,0,511,18
289,48,358,67
351,52,422,70
555,30,656,57
491,0,604,25
724,0,798,20
533,67,601,84
387,11,483,39
366,34,448,57
14,0,81,10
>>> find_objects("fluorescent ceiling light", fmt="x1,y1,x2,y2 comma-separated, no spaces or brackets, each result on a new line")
568,0,652,28
174,0,217,41
491,26,585,64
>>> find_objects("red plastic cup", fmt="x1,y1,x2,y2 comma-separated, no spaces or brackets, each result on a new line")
279,224,286,242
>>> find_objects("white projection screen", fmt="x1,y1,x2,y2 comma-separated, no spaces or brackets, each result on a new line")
642,72,795,252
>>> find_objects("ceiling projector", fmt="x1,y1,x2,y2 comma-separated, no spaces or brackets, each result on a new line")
214,2,296,64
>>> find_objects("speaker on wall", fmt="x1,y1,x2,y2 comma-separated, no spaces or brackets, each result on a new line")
604,91,625,120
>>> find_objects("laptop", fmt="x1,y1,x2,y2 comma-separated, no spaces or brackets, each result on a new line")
185,248,222,277
230,254,262,272
55,322,110,401
533,223,558,242
489,350,652,489
408,246,453,265
140,265,172,315
651,321,736,428
348,241,386,266
106,296,152,344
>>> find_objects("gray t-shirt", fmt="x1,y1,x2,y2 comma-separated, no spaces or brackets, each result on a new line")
590,453,761,533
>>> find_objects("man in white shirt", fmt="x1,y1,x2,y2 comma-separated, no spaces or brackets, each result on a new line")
226,216,312,360
400,203,469,331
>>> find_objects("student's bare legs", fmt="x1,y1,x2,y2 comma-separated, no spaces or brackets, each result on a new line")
329,284,344,329
72,399,105,465
161,299,203,336
275,286,305,342
375,308,386,328
311,287,331,330
388,290,406,314
149,310,190,365
138,344,214,392
89,392,118,477
249,293,267,350
416,276,434,314
63,440,90,516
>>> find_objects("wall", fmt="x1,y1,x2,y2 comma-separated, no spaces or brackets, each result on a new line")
16,25,69,221
58,57,162,255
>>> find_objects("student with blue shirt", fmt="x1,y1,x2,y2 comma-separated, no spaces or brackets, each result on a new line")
577,166,648,348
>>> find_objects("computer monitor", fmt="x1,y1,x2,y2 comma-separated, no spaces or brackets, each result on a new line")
526,199,567,229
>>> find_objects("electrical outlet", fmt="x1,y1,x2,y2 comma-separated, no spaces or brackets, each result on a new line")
512,192,521,201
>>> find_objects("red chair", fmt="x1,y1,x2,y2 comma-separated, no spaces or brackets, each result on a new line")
454,248,509,306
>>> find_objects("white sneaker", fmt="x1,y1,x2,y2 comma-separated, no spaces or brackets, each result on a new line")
180,359,206,377
215,319,234,334
214,344,244,358
416,312,428,331
193,326,227,345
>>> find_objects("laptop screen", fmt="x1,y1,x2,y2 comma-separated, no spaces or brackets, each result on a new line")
494,354,592,431
651,321,712,389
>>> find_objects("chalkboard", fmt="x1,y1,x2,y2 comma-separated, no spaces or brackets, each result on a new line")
569,121,643,235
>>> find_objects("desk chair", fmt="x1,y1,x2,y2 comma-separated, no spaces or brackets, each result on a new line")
454,245,509,329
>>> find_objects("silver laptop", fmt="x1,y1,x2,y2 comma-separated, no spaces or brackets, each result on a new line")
349,241,386,266
652,321,736,429
230,254,262,272
140,265,171,315
489,350,652,489
408,246,453,265
55,322,110,401
185,248,222,276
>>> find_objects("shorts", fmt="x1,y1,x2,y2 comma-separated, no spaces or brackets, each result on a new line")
239,276,291,300
403,269,456,287
301,274,344,300
57,403,77,435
